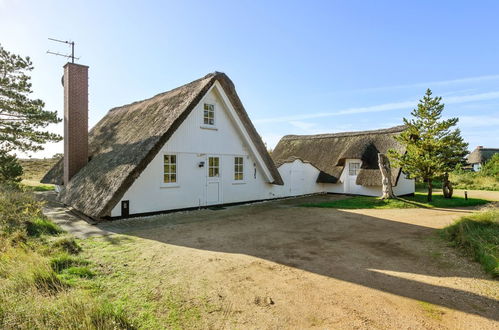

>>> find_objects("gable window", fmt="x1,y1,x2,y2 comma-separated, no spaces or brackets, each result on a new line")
234,157,244,181
203,103,215,125
348,162,360,176
163,155,177,183
208,157,219,177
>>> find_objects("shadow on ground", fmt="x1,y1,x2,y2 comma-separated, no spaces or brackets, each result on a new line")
95,195,499,321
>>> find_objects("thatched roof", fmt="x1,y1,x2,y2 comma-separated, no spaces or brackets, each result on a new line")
272,126,407,186
42,72,283,218
467,147,499,164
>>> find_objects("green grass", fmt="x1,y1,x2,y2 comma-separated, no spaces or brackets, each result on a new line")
26,217,63,237
19,158,59,182
303,192,490,209
0,185,210,329
440,207,499,277
450,172,499,191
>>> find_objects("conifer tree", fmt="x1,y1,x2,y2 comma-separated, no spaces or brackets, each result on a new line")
389,89,468,202
0,44,61,183
0,44,61,153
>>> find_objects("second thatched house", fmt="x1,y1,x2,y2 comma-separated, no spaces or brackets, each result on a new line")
467,146,499,171
271,126,415,197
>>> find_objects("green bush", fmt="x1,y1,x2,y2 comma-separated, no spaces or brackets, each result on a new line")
481,153,499,177
0,151,23,185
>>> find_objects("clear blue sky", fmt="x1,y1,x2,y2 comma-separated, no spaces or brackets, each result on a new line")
1,0,498,157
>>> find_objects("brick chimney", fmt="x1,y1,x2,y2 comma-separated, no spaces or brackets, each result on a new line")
63,63,88,185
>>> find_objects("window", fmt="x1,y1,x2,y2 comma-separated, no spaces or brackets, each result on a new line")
234,157,244,181
203,103,215,125
163,155,177,183
348,162,360,176
208,157,219,177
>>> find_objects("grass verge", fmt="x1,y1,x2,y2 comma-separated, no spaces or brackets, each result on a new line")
303,192,490,209
440,206,498,277
0,185,209,328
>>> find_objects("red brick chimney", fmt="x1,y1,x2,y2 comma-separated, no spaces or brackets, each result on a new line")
63,63,88,185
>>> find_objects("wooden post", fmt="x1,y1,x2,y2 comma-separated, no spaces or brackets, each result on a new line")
378,153,395,199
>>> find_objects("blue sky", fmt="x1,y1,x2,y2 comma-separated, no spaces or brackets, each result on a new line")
1,0,498,157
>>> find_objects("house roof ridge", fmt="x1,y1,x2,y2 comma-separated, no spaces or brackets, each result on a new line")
281,125,406,140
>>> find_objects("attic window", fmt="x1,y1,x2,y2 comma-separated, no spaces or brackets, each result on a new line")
348,162,360,176
203,103,215,125
163,155,177,183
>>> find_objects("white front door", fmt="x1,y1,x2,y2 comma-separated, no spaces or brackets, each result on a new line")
206,156,221,205
346,161,361,194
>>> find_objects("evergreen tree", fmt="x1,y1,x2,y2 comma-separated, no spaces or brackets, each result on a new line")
0,44,61,153
389,89,468,202
0,44,61,184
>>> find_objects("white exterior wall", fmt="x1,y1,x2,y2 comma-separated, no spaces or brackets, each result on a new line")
392,172,415,196
278,158,415,198
111,85,277,217
275,159,323,196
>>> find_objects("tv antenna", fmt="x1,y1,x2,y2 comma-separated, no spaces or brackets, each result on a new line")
47,38,79,63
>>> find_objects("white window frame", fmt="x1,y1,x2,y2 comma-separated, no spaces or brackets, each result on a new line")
203,103,215,126
348,162,361,176
234,156,244,182
161,153,179,187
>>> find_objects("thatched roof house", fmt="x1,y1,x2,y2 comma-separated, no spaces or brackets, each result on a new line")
272,126,407,187
467,146,499,171
42,72,283,219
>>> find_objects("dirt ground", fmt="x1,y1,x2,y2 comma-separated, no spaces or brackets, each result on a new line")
80,192,499,329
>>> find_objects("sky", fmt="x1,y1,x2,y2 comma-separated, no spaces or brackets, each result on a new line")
1,0,498,158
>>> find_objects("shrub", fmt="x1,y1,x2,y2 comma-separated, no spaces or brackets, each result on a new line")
0,151,23,185
481,153,499,177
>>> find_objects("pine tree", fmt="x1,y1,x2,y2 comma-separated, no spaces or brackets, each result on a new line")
389,89,468,202
0,44,61,153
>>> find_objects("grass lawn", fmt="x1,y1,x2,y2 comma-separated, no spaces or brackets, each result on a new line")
440,206,499,277
303,192,490,209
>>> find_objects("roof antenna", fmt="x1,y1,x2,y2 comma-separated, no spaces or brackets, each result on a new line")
47,38,79,63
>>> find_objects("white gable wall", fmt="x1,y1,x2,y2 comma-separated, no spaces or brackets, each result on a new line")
111,86,277,217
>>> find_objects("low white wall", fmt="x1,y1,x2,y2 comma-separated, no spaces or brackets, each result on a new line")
276,159,323,196
279,159,415,197
393,172,415,196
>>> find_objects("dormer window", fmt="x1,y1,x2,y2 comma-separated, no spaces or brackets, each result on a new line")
203,103,215,125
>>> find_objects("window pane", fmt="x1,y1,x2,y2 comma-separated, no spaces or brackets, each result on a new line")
209,168,214,177
171,164,176,173
171,155,176,164
164,174,170,183
170,174,176,183
214,158,219,166
214,168,219,177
